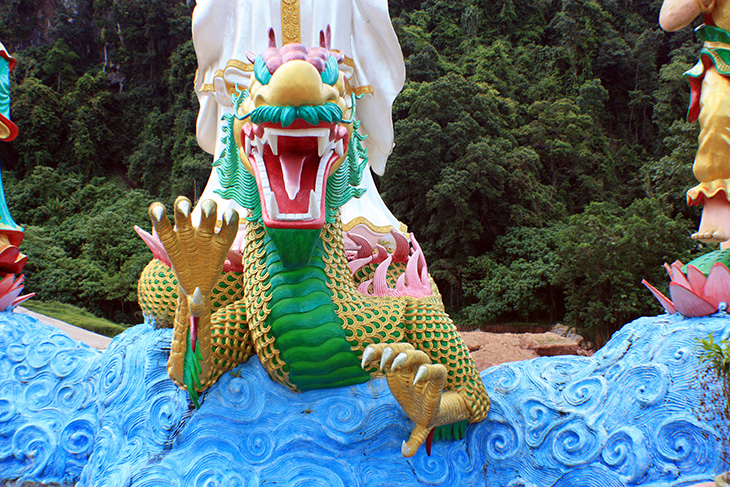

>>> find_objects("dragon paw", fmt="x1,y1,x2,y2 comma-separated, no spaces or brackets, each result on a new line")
361,343,448,457
149,197,239,298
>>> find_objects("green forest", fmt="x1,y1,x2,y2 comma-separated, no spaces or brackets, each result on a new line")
0,0,709,345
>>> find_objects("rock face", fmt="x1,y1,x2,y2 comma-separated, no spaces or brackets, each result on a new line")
461,328,589,371
0,311,728,486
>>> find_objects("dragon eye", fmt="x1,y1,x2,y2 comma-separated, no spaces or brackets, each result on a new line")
320,56,339,86
254,56,272,85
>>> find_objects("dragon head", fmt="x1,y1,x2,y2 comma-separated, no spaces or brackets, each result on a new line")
217,27,367,268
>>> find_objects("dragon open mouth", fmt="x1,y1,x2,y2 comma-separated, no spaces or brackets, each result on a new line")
242,120,349,229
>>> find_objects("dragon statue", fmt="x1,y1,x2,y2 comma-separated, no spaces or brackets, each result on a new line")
135,6,489,458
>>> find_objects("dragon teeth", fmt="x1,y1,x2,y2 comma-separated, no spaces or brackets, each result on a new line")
318,134,328,157
267,193,279,219
335,138,344,156
263,129,278,156
308,190,320,220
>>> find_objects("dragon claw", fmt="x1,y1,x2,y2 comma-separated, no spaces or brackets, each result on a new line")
401,441,410,457
413,364,428,386
361,345,376,368
379,346,394,371
151,204,165,222
201,199,216,218
177,199,191,218
192,287,203,306
391,352,408,371
223,208,236,226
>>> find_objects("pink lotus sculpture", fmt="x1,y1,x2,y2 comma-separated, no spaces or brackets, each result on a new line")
642,261,730,317
0,273,34,311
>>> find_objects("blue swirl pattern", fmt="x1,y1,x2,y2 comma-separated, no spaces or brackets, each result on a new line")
1,311,730,485
0,312,101,485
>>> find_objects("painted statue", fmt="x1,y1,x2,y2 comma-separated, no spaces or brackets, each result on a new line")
135,1,490,457
660,0,730,247
0,42,33,311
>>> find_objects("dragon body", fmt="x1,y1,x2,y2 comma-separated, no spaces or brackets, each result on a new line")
137,29,489,456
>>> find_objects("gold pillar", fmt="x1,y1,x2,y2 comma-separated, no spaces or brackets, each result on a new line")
281,0,301,44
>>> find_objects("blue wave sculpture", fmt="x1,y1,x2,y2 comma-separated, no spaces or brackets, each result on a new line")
0,311,727,486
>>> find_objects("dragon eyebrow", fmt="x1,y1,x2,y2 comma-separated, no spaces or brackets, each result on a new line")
245,102,343,128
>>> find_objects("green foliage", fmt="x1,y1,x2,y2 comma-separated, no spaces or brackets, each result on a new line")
22,300,126,337
0,0,715,345
555,198,695,344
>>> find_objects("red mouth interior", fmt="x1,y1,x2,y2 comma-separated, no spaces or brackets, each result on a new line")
264,135,320,214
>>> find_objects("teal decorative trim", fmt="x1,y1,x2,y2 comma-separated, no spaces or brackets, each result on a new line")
320,56,339,86
214,90,262,221
248,103,342,128
254,56,272,85
325,99,368,223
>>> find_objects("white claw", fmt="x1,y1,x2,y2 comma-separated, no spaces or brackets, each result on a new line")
413,365,428,386
401,441,410,457
192,287,203,306
361,346,375,369
177,200,191,218
379,347,394,371
152,205,164,222
223,208,236,225
391,352,408,371
202,200,216,218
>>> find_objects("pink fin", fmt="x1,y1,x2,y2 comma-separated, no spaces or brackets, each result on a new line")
348,233,373,260
669,282,717,317
641,279,676,314
134,226,171,268
372,254,394,296
704,263,730,308
390,230,410,263
223,250,243,273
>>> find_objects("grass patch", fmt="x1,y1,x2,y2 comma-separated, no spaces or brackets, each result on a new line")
21,300,127,338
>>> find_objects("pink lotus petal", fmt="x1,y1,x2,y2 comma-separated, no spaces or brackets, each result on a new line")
663,263,673,279
686,265,706,295
669,262,691,289
704,263,730,308
0,286,23,311
670,282,717,317
641,279,677,314
0,274,14,296
12,292,34,308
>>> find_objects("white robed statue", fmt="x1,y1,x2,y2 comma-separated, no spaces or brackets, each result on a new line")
191,0,406,247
